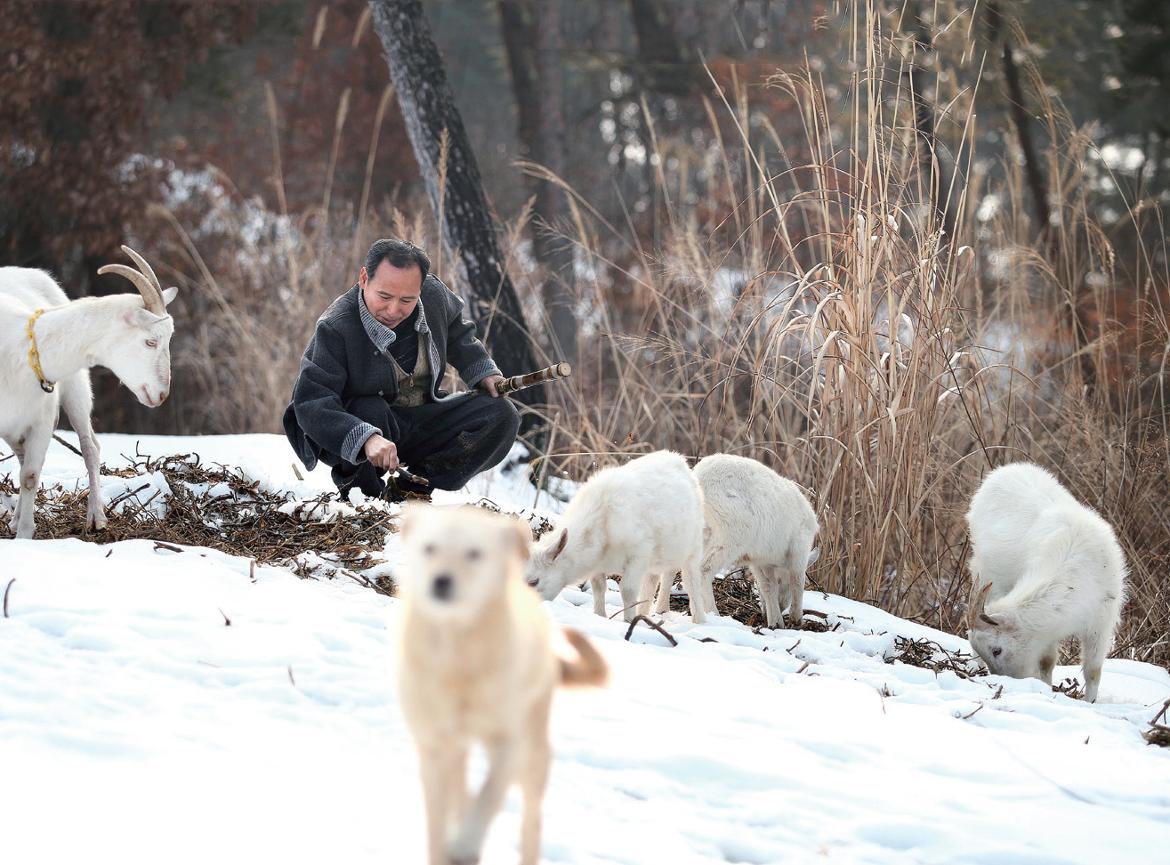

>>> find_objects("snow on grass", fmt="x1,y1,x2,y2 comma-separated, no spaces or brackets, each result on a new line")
1,433,1169,864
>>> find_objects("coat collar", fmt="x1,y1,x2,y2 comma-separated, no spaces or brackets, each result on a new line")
356,283,430,353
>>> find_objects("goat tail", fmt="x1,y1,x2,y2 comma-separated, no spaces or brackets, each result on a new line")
559,628,609,688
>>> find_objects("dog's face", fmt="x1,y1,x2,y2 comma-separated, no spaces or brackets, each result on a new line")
399,505,532,622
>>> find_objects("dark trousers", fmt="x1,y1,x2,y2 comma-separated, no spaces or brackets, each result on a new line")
320,393,520,496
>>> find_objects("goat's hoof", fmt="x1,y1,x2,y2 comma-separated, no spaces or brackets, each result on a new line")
87,515,108,532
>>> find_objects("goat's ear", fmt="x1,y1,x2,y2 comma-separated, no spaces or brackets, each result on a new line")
123,308,150,328
549,527,569,561
161,286,178,306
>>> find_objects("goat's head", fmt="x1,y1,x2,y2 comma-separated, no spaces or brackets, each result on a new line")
967,582,1041,680
97,245,178,408
525,526,573,600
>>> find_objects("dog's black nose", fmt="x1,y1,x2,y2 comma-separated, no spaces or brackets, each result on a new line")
432,573,454,600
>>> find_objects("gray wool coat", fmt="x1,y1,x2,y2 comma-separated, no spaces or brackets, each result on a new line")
283,277,501,471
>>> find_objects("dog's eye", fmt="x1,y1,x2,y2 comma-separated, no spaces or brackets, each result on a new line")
423,543,436,556
992,648,1002,658
466,548,482,561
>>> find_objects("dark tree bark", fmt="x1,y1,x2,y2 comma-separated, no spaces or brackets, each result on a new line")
985,3,1094,389
627,0,697,95
987,1,1050,237
905,5,958,243
499,0,578,365
367,0,545,411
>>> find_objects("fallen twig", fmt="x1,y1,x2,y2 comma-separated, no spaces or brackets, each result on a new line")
623,615,678,647
52,433,84,458
107,483,151,510
2,578,13,618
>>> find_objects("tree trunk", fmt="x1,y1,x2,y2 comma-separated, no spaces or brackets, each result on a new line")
627,0,696,95
367,0,545,411
499,0,578,365
905,4,958,243
987,1,1050,237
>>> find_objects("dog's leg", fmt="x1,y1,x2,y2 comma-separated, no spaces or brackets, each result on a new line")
418,745,460,865
519,697,553,865
589,575,606,617
448,745,471,834
450,735,519,865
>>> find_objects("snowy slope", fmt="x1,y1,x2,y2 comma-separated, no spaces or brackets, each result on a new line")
1,433,1169,865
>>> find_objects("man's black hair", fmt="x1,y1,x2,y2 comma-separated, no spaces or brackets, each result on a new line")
363,238,431,281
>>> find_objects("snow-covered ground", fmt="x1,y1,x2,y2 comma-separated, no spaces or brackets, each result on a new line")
2,433,1169,865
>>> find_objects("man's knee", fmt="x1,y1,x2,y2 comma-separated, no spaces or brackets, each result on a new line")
487,396,521,437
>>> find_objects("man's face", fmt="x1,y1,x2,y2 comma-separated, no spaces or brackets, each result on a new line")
360,259,422,328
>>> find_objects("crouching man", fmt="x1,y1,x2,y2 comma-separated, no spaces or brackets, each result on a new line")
283,238,520,500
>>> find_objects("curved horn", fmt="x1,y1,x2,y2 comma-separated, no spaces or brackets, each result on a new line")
120,245,163,294
97,263,166,315
970,582,996,627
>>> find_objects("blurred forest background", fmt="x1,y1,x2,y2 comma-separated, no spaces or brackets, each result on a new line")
1,1,1167,662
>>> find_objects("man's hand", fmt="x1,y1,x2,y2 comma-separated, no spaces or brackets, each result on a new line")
480,374,506,398
363,434,400,471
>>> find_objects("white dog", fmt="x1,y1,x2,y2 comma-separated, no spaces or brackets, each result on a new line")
397,504,608,865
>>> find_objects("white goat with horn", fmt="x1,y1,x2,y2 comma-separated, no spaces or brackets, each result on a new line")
966,462,1127,702
0,246,177,538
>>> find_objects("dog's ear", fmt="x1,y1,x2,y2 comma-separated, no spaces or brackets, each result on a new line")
507,518,532,561
399,502,430,538
549,527,568,561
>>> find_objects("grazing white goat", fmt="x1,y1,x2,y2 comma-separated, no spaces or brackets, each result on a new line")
966,462,1127,702
0,247,177,539
526,450,709,623
694,453,819,628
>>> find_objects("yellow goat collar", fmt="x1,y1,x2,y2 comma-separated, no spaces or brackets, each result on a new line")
26,308,56,394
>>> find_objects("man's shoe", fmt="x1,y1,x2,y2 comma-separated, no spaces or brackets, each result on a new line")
332,464,387,502
382,472,432,504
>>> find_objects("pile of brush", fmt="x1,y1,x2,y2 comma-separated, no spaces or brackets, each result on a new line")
0,452,394,579
885,635,987,680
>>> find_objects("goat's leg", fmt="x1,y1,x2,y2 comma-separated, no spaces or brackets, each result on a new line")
5,438,25,533
60,373,105,531
681,553,707,624
1038,640,1059,686
652,571,672,614
784,547,807,625
589,575,607,617
1081,623,1113,703
13,426,50,539
618,572,642,622
756,565,785,628
692,547,720,617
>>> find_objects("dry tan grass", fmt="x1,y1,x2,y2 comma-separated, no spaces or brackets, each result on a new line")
123,3,1167,669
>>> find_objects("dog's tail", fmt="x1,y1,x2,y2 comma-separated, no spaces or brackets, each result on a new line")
559,628,609,688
